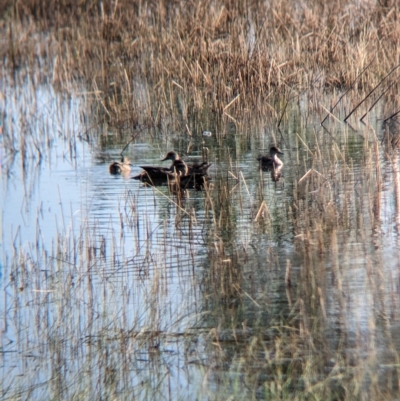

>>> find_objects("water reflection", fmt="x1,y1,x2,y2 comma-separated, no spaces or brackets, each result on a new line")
1,78,400,399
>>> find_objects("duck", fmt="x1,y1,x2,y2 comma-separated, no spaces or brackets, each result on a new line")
133,169,211,189
109,156,132,175
257,146,284,171
132,151,212,184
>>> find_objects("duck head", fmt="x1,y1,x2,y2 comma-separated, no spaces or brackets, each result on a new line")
270,146,284,156
162,151,180,161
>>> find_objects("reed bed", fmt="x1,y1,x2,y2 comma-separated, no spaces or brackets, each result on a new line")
1,0,400,133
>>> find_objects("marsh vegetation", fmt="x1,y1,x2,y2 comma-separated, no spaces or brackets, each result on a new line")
1,1,400,400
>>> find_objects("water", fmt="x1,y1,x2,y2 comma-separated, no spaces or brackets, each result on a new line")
1,78,400,399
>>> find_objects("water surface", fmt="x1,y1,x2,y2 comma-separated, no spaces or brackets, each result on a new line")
1,78,400,400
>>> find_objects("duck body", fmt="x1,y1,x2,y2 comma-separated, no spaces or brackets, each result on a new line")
109,156,132,175
132,167,175,185
257,146,284,172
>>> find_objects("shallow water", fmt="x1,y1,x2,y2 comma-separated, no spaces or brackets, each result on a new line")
1,77,400,399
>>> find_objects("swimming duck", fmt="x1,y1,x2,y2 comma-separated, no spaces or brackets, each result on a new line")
133,169,211,189
109,156,132,175
133,151,212,184
257,146,284,171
